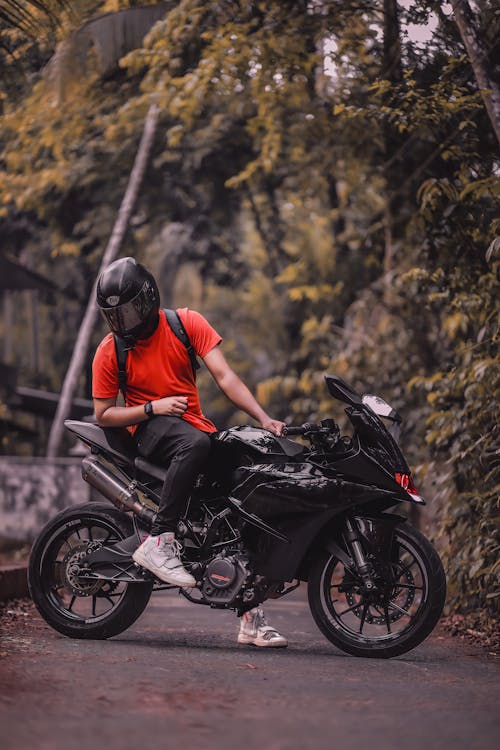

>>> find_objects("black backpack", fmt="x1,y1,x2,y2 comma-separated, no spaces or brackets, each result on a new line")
113,308,200,398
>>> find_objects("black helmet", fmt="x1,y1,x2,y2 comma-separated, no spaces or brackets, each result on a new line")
96,257,160,338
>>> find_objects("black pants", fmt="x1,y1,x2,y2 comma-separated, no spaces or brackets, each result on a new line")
134,416,212,535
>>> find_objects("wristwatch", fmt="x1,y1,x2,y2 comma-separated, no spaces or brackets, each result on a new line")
144,401,154,418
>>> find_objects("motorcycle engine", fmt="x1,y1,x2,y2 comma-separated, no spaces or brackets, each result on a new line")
201,554,249,606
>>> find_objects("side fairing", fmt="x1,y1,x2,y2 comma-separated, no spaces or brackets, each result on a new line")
230,461,394,519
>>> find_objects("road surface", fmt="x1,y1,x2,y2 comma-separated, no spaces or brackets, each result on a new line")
1,588,498,750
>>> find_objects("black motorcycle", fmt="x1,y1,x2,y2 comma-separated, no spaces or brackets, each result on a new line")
29,375,446,658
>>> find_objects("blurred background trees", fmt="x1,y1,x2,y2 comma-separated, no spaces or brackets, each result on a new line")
0,1,498,622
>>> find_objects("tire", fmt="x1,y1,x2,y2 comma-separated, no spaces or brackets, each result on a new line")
308,520,446,658
28,503,153,640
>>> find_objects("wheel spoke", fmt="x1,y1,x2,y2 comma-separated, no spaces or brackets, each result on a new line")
388,601,411,618
92,596,97,616
359,603,368,634
384,606,392,634
88,527,93,541
338,602,362,617
396,559,417,577
395,583,423,591
68,595,77,612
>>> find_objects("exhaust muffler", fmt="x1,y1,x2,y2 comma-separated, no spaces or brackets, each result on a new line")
82,455,155,526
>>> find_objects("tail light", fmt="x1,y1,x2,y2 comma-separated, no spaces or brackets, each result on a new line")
395,473,424,504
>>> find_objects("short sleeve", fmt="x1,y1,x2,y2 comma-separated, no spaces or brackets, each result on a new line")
178,309,222,358
92,336,120,399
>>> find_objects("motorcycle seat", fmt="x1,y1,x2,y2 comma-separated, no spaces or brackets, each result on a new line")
65,420,137,465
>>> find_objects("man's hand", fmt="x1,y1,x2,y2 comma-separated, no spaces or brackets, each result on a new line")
152,396,188,417
260,417,286,436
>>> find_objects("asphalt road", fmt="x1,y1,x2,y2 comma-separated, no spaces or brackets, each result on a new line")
1,588,498,750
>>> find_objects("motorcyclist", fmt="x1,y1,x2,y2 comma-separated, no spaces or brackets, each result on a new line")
92,256,288,647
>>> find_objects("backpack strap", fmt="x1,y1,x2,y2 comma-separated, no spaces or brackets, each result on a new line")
113,335,130,398
164,308,201,378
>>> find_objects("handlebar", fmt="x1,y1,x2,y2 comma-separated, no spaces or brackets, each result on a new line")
282,426,305,436
282,422,322,436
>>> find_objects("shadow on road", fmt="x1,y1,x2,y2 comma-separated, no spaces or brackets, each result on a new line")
110,629,462,666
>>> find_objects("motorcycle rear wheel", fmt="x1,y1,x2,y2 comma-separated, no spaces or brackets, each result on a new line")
308,520,446,658
29,503,153,639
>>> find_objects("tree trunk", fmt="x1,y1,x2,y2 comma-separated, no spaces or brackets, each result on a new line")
383,0,402,83
46,104,159,458
382,0,402,301
450,0,500,145
3,291,13,363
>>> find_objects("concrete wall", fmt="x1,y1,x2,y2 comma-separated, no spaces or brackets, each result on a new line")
0,457,89,541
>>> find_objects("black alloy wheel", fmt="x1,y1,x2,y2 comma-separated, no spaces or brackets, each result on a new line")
29,503,153,639
308,520,446,658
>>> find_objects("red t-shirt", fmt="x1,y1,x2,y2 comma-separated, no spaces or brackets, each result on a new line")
92,308,222,434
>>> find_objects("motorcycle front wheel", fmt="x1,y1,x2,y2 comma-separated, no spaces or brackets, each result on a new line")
29,503,153,639
308,520,446,658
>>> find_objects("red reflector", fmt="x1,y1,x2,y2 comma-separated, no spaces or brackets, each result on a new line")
395,472,408,489
395,473,419,494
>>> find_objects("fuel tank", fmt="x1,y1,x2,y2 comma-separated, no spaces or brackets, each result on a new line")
214,425,306,459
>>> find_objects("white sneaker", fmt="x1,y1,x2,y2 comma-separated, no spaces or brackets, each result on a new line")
132,533,196,588
237,607,288,648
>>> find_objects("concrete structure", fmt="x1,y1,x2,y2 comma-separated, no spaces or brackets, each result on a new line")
0,457,89,541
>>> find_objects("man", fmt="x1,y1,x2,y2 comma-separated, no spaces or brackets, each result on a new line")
92,256,287,648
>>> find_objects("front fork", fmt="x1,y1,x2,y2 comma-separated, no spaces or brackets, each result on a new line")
343,517,376,591
343,514,402,591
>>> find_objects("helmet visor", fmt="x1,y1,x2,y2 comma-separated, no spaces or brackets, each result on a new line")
100,280,157,337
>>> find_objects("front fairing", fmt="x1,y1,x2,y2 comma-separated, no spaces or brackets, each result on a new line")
331,406,423,504
346,406,410,475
